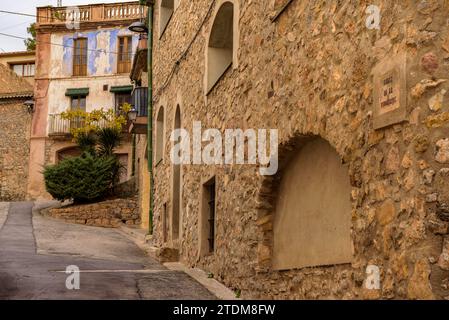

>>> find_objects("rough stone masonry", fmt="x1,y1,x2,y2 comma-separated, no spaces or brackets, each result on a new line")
150,0,449,299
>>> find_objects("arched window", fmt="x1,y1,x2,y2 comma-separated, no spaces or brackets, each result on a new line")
159,0,175,37
172,105,181,241
206,1,238,93
155,106,165,165
272,138,352,270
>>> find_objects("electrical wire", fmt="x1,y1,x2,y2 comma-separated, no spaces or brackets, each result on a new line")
0,20,34,32
0,31,127,55
0,9,59,21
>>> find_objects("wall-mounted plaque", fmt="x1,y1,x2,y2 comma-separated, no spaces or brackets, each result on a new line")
372,53,407,130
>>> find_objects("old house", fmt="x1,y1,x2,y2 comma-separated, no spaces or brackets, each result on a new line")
0,63,33,201
0,51,36,86
146,0,449,299
28,2,145,200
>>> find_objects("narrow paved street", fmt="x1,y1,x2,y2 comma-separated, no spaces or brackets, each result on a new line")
0,202,215,300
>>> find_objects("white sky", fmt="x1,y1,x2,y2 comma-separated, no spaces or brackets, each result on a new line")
0,0,135,52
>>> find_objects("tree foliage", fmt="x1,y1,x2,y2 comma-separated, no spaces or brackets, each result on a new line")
44,106,132,203
44,153,120,203
60,104,130,140
24,23,36,51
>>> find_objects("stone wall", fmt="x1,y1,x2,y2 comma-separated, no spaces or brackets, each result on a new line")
45,197,140,228
0,100,32,201
150,0,449,299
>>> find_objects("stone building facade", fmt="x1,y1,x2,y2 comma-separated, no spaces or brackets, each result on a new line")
0,64,33,201
28,2,144,200
149,0,449,299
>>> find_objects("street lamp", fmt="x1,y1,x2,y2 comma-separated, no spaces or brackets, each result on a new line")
24,100,35,113
128,21,148,34
128,107,138,122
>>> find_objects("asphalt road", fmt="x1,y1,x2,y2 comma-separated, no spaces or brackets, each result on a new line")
0,202,215,300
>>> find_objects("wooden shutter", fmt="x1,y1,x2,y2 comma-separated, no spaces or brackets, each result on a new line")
73,38,87,76
118,36,132,73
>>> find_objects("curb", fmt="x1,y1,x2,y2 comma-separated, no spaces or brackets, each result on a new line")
117,225,238,300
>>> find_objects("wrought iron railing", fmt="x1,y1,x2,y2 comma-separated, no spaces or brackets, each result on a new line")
48,114,114,136
132,87,148,117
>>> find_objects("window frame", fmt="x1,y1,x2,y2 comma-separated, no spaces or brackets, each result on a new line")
205,0,240,96
117,36,133,74
73,38,88,77
114,92,132,114
199,175,217,256
9,62,35,77
70,95,87,111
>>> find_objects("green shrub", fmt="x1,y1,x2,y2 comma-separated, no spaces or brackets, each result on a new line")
43,153,120,203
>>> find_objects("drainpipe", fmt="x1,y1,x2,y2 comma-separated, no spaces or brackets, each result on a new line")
145,0,154,235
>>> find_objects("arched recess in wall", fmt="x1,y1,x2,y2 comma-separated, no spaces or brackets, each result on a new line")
270,137,352,271
159,0,179,37
56,146,81,163
205,0,239,94
171,105,182,241
155,106,165,165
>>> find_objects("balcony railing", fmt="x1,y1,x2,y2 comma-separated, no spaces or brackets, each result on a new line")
132,87,148,117
37,2,145,26
48,114,114,136
104,3,144,21
52,6,91,23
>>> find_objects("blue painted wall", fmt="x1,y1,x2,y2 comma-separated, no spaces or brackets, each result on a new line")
61,28,138,77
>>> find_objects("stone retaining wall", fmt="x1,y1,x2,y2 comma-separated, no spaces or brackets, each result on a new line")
0,101,32,201
44,197,140,228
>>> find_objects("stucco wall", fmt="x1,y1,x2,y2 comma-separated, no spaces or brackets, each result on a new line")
46,75,135,124
150,0,449,299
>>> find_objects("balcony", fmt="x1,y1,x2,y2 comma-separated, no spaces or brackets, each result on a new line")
48,114,113,138
129,87,148,134
37,2,146,27
48,114,82,138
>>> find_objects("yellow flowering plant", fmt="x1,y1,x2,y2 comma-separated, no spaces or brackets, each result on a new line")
60,103,132,140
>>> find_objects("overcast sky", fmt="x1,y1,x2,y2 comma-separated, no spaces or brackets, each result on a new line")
0,0,133,52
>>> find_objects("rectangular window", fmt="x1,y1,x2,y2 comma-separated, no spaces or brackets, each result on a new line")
71,95,86,111
73,38,88,76
114,92,132,114
117,36,132,74
200,177,216,255
10,63,35,77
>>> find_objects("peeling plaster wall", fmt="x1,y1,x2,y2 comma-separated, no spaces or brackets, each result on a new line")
46,76,134,116
51,29,138,78
46,28,139,127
